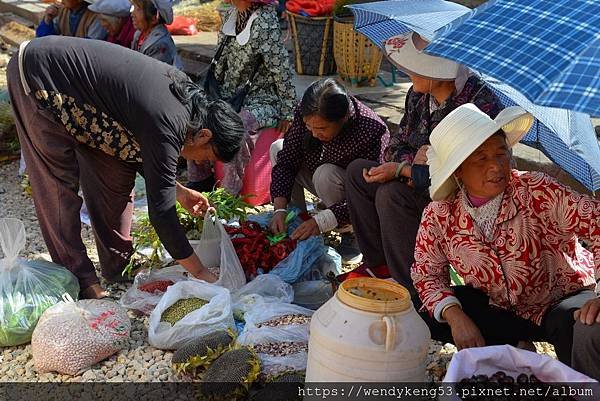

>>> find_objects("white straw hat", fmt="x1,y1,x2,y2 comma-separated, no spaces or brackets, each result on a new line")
384,32,460,81
427,103,534,201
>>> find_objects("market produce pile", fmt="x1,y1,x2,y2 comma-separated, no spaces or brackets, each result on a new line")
226,221,297,280
138,280,174,294
0,218,80,347
125,188,254,274
199,347,261,400
160,298,208,325
172,330,235,375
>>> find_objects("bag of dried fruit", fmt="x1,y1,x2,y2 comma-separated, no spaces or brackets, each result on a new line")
31,297,130,375
442,345,596,401
0,218,80,346
237,302,313,376
194,212,246,290
148,280,235,350
119,265,191,315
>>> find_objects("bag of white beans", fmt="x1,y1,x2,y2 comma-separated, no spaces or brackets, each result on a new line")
31,297,131,375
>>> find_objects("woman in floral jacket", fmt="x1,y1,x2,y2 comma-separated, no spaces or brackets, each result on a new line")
187,0,296,193
412,103,600,380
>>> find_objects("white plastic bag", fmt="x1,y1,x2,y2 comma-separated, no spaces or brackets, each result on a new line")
148,280,235,350
119,265,191,315
232,274,294,313
237,302,313,375
194,213,246,290
0,218,80,346
31,298,130,375
442,345,596,401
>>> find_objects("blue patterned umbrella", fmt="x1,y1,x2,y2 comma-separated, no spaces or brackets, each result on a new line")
350,0,600,191
426,0,600,116
481,75,600,191
348,0,469,44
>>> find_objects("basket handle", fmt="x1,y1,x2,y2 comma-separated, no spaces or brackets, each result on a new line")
319,17,332,76
287,12,303,75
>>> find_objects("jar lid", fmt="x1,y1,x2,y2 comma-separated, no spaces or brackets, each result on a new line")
337,278,410,313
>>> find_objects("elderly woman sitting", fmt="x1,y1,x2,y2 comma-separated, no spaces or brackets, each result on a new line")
412,103,600,380
89,0,135,47
130,0,181,67
345,31,501,297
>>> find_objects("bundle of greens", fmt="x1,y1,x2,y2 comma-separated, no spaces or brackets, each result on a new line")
123,189,255,276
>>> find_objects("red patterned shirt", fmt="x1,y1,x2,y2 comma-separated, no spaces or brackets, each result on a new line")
412,170,600,325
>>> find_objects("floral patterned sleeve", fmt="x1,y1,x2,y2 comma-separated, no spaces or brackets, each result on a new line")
530,172,600,276
252,13,296,122
411,203,459,321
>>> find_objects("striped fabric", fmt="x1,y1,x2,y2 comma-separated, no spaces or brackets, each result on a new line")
426,0,600,116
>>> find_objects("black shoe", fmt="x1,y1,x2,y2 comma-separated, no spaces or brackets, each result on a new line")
186,175,216,193
336,232,363,265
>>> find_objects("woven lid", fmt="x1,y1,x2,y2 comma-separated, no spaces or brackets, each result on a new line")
337,278,410,313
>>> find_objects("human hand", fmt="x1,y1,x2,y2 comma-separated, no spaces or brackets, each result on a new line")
276,119,292,135
270,210,287,235
362,162,398,184
413,145,430,165
44,5,59,24
445,305,486,350
176,184,210,217
574,298,600,325
290,218,320,241
178,252,217,283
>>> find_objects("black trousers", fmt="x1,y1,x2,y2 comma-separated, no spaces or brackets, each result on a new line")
345,159,430,306
420,286,600,380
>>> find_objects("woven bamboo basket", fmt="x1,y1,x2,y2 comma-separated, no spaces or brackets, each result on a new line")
286,11,336,76
333,16,382,87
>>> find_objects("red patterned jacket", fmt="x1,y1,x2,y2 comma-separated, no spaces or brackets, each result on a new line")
411,170,600,325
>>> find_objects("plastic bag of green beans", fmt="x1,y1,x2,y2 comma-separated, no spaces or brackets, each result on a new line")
0,218,80,346
147,281,235,350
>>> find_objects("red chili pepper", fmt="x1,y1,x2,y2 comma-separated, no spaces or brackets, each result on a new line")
139,280,174,293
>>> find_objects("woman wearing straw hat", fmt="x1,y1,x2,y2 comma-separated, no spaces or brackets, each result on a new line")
412,103,600,380
344,32,502,304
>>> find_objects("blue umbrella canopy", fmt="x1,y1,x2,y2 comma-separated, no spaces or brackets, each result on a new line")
481,75,600,191
426,0,600,116
349,0,600,191
349,0,469,43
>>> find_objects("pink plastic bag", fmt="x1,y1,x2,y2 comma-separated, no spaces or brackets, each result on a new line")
215,128,281,206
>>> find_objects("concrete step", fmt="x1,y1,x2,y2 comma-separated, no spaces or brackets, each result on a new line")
0,0,44,26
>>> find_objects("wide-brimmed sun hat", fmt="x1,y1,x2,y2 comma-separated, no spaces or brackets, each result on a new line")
427,103,534,201
384,32,460,81
89,0,131,16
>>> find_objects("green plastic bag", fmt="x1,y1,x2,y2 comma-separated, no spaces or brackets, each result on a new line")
0,218,79,346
